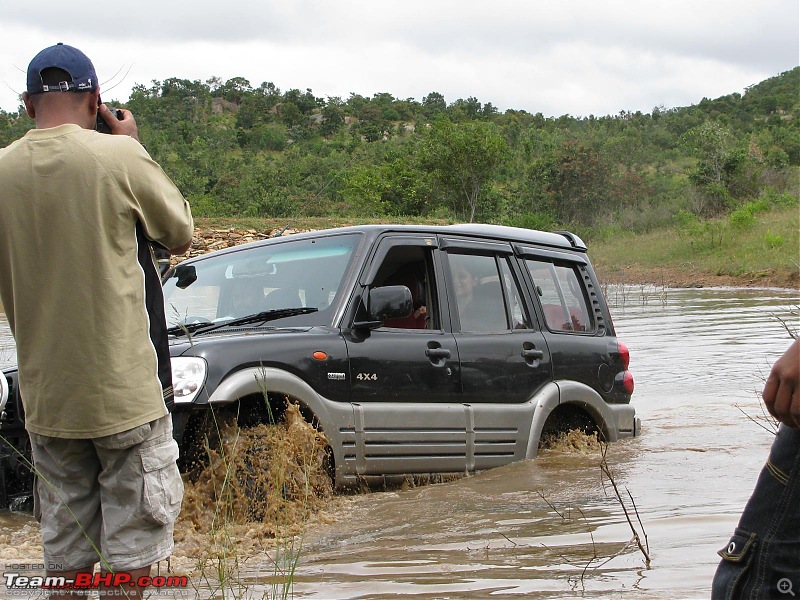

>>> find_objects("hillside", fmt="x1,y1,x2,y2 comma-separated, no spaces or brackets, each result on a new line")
1,67,798,244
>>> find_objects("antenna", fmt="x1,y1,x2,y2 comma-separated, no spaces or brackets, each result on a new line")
100,64,133,97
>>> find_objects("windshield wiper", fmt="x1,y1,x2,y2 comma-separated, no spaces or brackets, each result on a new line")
167,307,319,338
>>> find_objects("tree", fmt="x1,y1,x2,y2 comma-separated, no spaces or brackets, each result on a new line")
419,119,507,222
0,108,33,148
681,120,749,213
422,92,446,117
682,121,737,186
447,96,483,121
320,97,346,136
215,77,253,105
529,141,611,226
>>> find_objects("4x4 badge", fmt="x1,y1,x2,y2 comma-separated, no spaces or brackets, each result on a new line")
327,372,346,381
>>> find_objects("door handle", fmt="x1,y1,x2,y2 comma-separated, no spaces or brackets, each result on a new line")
425,348,451,359
521,340,544,365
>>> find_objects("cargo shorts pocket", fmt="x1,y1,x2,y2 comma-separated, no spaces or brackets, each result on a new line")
712,528,758,599
32,475,42,524
139,438,183,526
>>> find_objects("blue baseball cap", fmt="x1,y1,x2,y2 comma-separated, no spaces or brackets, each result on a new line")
26,43,98,95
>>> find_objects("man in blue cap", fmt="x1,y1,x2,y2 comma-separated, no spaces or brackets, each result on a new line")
0,43,193,597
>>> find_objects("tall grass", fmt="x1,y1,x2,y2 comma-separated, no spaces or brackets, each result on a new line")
589,205,799,286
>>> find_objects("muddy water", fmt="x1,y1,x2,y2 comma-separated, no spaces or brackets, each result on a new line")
1,286,798,599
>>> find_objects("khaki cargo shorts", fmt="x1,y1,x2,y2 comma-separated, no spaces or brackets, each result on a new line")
29,415,183,571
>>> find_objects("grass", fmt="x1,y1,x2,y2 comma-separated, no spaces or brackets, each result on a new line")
587,206,799,288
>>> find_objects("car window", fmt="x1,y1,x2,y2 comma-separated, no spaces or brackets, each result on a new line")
525,259,593,332
499,258,532,330
373,245,438,330
163,233,361,326
448,253,509,332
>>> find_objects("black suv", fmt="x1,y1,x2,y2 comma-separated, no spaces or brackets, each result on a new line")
0,224,638,506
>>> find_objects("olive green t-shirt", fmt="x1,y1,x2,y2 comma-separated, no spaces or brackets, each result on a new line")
0,124,193,438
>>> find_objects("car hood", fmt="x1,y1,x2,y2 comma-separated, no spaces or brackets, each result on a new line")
169,326,315,357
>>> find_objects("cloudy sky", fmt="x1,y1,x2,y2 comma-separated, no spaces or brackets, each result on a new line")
1,0,797,118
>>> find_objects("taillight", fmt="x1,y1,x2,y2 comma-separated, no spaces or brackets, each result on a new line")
618,341,630,370
623,371,635,395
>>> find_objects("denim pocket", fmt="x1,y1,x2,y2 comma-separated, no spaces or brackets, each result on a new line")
712,528,758,600
139,438,183,526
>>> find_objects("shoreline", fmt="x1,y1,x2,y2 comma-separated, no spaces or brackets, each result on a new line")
594,263,799,291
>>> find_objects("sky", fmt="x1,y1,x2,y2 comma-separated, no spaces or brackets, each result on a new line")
1,0,797,118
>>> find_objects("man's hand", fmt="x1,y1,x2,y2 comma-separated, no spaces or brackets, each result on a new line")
762,339,800,428
99,104,140,142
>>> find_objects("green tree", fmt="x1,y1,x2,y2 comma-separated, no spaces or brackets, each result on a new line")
320,97,346,136
419,119,507,221
422,92,446,118
682,121,738,186
681,120,751,214
529,141,611,226
0,108,33,148
215,77,253,104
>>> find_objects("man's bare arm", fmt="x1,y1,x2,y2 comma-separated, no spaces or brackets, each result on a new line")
762,338,800,428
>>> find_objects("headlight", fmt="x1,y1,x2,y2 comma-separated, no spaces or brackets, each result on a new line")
0,373,8,414
172,357,207,404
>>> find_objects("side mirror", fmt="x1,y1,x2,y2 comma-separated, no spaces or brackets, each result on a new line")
173,264,197,289
353,285,413,329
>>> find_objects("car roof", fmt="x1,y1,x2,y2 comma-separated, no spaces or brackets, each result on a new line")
182,223,587,264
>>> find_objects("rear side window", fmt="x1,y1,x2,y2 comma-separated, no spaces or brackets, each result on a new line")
448,253,508,332
446,253,532,332
526,260,593,332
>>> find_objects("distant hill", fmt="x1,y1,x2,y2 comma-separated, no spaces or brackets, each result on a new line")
1,67,797,232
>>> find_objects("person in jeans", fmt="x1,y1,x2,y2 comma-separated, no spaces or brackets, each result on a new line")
0,43,193,597
712,339,800,599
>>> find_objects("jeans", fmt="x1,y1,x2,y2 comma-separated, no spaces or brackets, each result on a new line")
712,425,800,599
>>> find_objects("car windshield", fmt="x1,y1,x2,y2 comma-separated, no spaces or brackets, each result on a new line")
163,233,361,329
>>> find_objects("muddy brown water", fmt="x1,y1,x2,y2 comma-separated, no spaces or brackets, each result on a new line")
1,285,798,599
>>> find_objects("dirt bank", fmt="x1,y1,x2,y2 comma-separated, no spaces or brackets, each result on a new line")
593,262,799,290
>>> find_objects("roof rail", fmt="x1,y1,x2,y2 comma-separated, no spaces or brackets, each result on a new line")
553,230,587,251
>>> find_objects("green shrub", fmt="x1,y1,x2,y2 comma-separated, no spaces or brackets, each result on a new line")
675,209,726,248
760,186,799,208
764,232,784,248
674,209,701,238
745,199,771,214
506,212,557,232
729,208,756,230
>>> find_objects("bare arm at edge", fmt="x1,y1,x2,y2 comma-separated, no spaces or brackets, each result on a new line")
762,338,800,428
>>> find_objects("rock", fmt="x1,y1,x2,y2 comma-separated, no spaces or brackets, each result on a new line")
169,225,313,268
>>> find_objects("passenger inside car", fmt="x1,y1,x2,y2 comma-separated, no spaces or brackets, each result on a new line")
451,259,507,332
